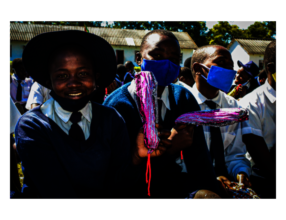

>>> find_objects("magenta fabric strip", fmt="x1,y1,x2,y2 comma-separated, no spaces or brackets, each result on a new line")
135,71,159,153
175,108,249,127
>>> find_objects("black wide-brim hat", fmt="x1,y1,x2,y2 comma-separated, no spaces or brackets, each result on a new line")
22,30,116,89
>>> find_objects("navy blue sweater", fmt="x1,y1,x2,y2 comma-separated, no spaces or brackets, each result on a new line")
15,102,131,198
103,83,220,198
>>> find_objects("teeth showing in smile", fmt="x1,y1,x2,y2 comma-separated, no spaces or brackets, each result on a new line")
69,93,82,96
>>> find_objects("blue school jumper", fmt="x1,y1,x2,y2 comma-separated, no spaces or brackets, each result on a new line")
103,83,220,198
15,102,131,198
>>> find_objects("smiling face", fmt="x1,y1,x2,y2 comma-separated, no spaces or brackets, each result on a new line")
48,47,96,100
140,33,181,65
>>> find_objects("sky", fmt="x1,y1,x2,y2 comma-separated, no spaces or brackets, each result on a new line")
205,21,261,30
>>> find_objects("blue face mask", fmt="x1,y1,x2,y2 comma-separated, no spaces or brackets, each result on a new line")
141,59,180,87
200,64,236,92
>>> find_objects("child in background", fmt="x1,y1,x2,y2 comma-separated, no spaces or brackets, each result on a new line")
10,58,33,112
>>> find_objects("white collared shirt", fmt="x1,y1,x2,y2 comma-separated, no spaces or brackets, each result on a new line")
239,79,276,150
26,82,52,110
10,74,33,104
191,84,252,178
173,79,194,93
41,98,92,140
128,79,170,121
10,97,21,134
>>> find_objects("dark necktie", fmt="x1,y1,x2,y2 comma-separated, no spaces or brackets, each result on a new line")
16,80,22,102
69,112,85,142
204,100,228,177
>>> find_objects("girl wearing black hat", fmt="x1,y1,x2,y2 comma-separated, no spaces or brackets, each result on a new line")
14,31,131,198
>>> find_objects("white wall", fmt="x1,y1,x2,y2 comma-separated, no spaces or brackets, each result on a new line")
250,54,264,69
10,41,27,61
112,45,140,66
181,49,194,67
229,41,250,71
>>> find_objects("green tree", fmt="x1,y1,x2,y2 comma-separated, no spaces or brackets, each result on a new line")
111,21,208,47
266,21,276,37
245,21,270,39
206,21,246,47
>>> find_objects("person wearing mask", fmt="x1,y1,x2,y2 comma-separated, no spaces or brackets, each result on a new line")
15,30,131,198
190,45,252,194
239,40,276,198
10,58,33,112
104,29,220,198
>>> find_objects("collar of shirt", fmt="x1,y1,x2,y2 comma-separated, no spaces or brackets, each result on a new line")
55,100,92,124
191,83,222,108
264,79,276,103
41,97,92,124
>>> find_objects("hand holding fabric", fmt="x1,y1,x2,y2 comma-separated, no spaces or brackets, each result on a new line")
167,124,195,155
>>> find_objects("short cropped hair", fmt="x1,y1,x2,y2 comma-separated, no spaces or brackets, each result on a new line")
117,64,127,75
12,58,24,71
184,57,192,68
190,45,218,78
264,40,276,66
140,29,179,53
179,67,194,81
124,61,134,69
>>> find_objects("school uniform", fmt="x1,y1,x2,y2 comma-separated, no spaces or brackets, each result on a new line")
10,74,33,104
15,98,131,198
123,72,134,84
103,81,220,198
25,81,51,110
191,84,252,180
239,79,276,161
173,79,193,92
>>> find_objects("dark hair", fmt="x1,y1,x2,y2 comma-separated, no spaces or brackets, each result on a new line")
179,67,194,81
12,58,24,71
264,40,276,67
190,45,218,79
258,69,267,79
184,57,192,68
117,64,127,75
140,29,179,53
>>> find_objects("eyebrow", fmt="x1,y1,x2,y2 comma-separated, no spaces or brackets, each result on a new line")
54,66,91,72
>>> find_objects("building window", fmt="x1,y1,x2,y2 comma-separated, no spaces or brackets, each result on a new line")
10,45,12,57
259,60,264,70
180,53,183,64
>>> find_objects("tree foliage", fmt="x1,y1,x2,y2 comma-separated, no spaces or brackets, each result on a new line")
11,21,276,48
206,21,276,47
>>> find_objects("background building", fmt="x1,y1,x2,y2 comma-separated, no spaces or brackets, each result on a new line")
10,23,198,66
228,38,273,71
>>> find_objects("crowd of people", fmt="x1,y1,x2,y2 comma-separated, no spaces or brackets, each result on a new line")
10,29,276,198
